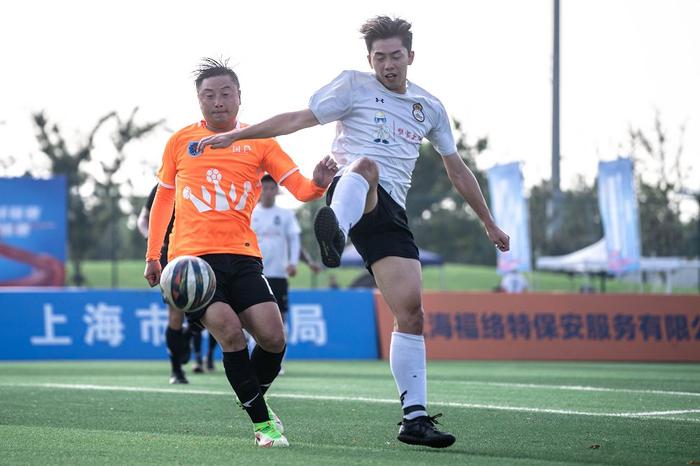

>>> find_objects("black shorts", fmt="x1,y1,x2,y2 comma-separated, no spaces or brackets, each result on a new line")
186,254,276,327
326,177,419,272
266,278,289,314
159,244,169,269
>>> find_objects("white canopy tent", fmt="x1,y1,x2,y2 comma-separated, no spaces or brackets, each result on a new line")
536,239,700,293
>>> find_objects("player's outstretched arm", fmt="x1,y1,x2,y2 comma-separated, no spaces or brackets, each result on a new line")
197,109,320,152
442,153,510,252
281,155,338,202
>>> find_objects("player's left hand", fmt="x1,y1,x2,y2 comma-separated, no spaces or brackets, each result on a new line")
144,260,162,287
485,223,510,252
312,155,338,188
196,129,240,153
287,264,298,277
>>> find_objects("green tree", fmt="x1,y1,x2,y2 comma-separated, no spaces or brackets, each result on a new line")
33,110,115,285
528,177,602,257
34,109,162,285
407,119,492,264
627,112,696,256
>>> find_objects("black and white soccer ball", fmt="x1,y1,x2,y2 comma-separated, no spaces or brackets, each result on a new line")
160,255,216,313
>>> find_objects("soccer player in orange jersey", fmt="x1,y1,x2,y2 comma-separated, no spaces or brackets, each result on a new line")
144,58,337,447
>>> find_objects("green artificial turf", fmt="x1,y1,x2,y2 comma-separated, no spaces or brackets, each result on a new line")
0,361,698,465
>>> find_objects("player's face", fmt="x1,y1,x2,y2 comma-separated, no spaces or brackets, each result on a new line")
197,75,241,132
368,37,414,94
260,181,278,207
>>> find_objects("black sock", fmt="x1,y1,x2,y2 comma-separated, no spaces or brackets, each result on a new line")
192,329,202,360
251,345,285,396
223,350,269,423
165,327,183,373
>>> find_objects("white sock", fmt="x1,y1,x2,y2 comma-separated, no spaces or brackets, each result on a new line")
390,331,428,420
330,172,369,237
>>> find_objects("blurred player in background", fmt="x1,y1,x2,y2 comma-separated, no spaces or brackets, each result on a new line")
144,58,337,447
137,184,191,384
251,174,322,372
190,327,218,373
197,17,510,448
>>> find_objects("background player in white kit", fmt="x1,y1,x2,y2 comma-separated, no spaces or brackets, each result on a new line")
198,16,510,449
251,174,320,372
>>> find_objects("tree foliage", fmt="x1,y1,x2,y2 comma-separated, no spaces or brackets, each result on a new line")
33,109,162,284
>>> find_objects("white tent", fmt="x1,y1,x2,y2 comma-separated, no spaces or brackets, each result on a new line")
536,239,700,292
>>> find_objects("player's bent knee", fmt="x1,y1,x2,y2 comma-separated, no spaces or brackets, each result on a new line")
256,331,286,353
350,157,379,185
215,329,248,352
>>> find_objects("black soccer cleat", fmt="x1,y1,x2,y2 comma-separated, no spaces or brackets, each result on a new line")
397,413,456,448
313,206,346,268
169,370,189,385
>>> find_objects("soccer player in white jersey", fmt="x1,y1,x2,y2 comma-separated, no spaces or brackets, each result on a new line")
198,16,510,448
251,174,320,371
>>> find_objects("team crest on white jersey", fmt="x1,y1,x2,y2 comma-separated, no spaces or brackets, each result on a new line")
412,103,425,122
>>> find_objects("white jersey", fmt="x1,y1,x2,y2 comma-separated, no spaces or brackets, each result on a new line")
251,204,301,279
309,70,458,208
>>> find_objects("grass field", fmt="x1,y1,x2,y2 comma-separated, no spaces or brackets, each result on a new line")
1,360,698,465
68,260,698,294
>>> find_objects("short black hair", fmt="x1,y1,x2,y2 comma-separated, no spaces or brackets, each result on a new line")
261,174,277,185
194,57,240,91
360,16,413,53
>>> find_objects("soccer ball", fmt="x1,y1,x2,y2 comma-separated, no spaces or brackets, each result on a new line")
160,255,217,313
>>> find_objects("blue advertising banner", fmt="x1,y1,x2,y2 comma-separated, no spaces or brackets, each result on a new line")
0,289,378,360
597,159,641,274
0,177,67,286
487,162,531,273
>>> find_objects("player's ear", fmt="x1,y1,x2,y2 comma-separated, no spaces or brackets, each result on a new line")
367,54,373,69
408,50,415,65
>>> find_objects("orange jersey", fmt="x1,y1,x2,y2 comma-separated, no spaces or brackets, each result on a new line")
156,121,300,261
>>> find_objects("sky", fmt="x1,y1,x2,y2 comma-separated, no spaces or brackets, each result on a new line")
1,0,698,216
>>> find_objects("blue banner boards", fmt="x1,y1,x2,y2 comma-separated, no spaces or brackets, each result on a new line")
0,289,378,360
487,162,531,273
0,176,67,286
597,159,641,274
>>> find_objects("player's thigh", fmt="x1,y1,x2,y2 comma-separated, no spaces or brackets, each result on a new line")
239,301,286,351
371,256,423,320
201,301,246,351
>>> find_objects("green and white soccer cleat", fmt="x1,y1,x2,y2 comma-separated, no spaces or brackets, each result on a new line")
267,403,284,434
254,421,289,447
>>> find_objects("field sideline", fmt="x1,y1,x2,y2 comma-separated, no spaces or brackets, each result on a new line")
68,260,698,293
1,360,698,465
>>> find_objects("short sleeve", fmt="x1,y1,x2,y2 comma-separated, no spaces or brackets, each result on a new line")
157,136,178,187
308,70,354,124
426,102,458,156
261,139,299,184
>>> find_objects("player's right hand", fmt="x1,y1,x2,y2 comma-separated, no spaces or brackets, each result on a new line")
196,130,239,153
144,260,162,288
